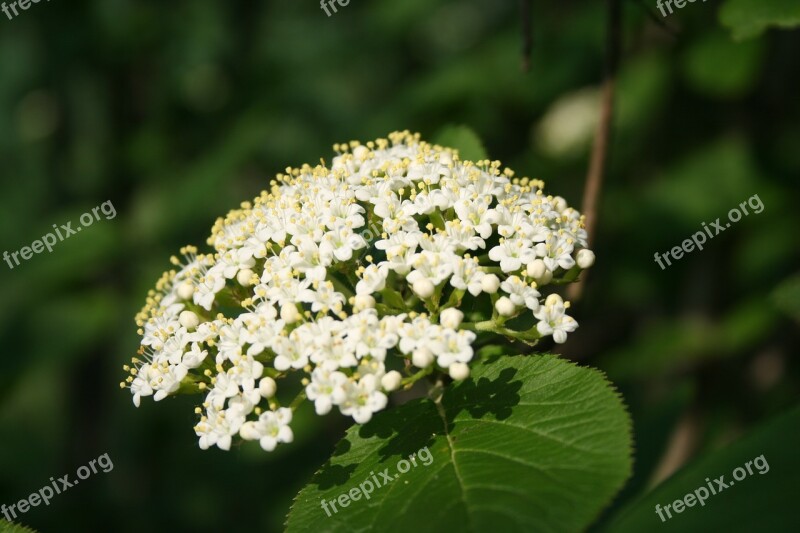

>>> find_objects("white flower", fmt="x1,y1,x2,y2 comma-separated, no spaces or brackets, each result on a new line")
500,276,541,310
443,220,485,251
126,131,595,453
306,368,347,415
454,198,496,239
535,235,576,272
130,363,155,407
308,280,346,314
534,294,578,343
218,250,256,279
450,256,485,296
489,238,537,273
338,375,388,424
356,264,389,295
406,251,454,286
216,321,247,364
239,408,294,451
196,407,245,451
323,224,367,261
431,328,475,368
272,333,309,371
205,372,241,410
398,316,434,355
182,343,208,369
193,268,226,311
289,237,332,281
153,364,188,401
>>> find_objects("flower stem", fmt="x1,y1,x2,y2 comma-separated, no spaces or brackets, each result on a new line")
401,367,433,389
289,390,306,410
460,320,541,345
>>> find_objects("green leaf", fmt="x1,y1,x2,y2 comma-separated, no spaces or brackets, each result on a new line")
433,125,488,161
286,354,632,532
681,31,763,98
603,405,800,532
771,273,800,322
0,520,38,533
598,297,778,382
720,0,800,40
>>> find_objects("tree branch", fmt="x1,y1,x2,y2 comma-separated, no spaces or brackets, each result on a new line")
568,0,621,302
520,0,533,72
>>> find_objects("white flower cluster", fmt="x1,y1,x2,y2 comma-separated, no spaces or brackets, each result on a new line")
122,131,595,452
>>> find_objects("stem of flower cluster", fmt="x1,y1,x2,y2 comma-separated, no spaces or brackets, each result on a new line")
401,367,433,389
460,320,541,345
289,390,307,410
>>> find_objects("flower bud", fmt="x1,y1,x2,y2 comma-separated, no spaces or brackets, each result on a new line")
439,308,464,329
495,296,516,317
280,303,301,324
237,268,255,286
177,282,194,300
576,249,595,269
412,278,435,299
481,274,500,294
449,362,470,381
239,421,260,441
259,377,277,399
381,371,402,392
353,145,369,160
526,259,547,279
353,294,376,312
411,349,434,368
179,310,199,330
545,293,564,307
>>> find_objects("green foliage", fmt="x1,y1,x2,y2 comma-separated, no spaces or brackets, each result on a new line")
432,125,488,161
603,405,800,531
287,355,632,532
598,296,779,381
771,274,800,322
681,31,764,98
0,520,37,533
720,0,800,40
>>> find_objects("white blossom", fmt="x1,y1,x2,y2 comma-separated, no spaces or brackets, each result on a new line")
125,131,594,453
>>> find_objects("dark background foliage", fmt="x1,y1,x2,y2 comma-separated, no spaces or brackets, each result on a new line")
0,1,797,531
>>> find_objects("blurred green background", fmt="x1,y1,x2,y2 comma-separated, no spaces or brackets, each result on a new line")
0,0,798,531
